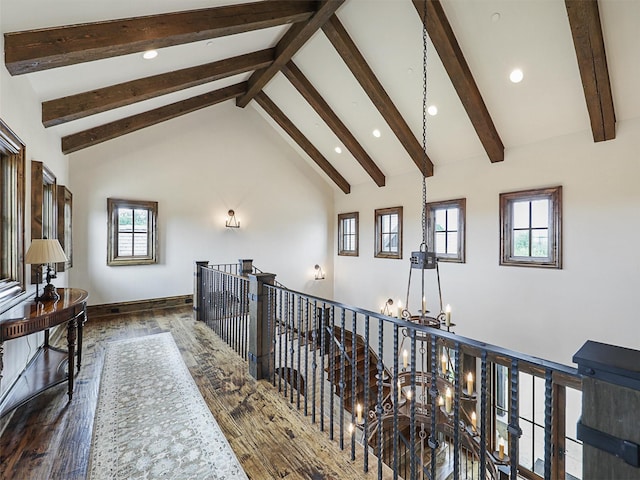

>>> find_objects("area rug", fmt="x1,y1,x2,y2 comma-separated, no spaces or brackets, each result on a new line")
88,332,248,480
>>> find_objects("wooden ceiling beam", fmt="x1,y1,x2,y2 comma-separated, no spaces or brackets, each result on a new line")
565,0,615,142
254,92,351,194
4,1,316,75
282,61,385,187
43,49,274,127
236,0,345,108
61,83,246,154
322,15,434,177
413,0,504,163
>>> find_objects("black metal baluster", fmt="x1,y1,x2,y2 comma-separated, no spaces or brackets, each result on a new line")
377,316,384,480
278,289,283,392
454,342,461,480
480,351,487,480
544,369,552,480
410,328,416,480
429,334,439,480
393,324,400,480
364,314,370,473
509,359,522,480
329,306,336,440
296,295,302,409
320,303,326,432
312,299,318,424
351,311,357,461
304,298,310,416
340,309,347,450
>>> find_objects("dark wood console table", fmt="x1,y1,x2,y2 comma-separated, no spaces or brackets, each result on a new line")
0,288,88,417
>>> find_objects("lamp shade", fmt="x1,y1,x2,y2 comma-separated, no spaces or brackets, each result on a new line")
25,239,69,264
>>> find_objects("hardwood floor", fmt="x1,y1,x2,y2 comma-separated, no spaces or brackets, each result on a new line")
0,307,392,479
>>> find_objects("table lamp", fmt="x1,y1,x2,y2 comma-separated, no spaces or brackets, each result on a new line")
25,238,69,302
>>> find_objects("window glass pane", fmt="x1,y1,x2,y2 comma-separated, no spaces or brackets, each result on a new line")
435,232,446,254
533,424,545,475
565,437,583,480
134,209,148,232
519,419,534,470
345,235,354,251
531,229,549,257
446,232,458,254
513,230,530,256
118,233,133,256
133,233,148,256
447,207,458,231
533,376,546,423
530,199,549,228
435,209,446,231
513,201,530,229
519,372,533,421
118,208,133,232
389,214,398,234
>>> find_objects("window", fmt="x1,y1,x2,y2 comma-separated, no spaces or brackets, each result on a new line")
338,212,359,256
375,207,402,259
427,198,466,262
57,186,73,271
31,161,58,283
107,198,158,266
0,119,26,306
500,186,562,268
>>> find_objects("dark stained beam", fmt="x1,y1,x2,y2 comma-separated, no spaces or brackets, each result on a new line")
254,92,351,194
565,0,615,142
412,0,504,163
62,83,246,154
322,15,433,177
282,61,385,187
43,49,274,127
236,0,345,108
4,1,316,75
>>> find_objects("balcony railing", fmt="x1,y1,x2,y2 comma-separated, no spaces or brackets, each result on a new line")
194,260,640,480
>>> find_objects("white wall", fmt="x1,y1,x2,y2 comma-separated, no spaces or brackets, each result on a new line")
68,101,335,305
335,118,640,366
0,32,70,397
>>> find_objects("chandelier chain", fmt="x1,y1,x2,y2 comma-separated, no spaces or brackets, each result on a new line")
421,0,428,248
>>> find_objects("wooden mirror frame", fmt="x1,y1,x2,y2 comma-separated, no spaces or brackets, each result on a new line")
56,186,72,271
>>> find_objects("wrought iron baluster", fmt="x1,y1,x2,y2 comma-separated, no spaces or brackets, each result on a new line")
296,295,302,409
393,324,399,480
376,316,384,480
509,359,522,480
429,334,439,480
544,369,553,480
480,350,487,480
454,342,461,480
364,314,370,472
410,328,417,480
329,306,336,440
340,309,347,450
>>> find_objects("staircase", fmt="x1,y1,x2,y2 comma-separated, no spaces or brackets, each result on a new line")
324,326,390,415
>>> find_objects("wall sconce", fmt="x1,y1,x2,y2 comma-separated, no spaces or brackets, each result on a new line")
225,209,240,228
314,264,325,280
381,298,393,316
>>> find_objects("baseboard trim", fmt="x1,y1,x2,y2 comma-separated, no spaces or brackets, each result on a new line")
88,295,193,319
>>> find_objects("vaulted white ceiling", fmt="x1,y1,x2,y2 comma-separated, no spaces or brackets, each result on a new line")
2,0,638,192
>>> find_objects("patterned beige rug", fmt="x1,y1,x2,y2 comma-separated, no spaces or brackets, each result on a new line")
88,332,248,480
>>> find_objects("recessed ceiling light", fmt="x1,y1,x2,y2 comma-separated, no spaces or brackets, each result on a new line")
427,105,438,116
491,12,501,23
510,68,524,83
334,147,342,154
372,129,381,138
142,50,158,60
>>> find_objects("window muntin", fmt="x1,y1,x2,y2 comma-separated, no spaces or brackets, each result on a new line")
375,207,402,259
427,198,466,263
500,187,562,268
0,119,26,306
107,198,157,266
338,212,358,256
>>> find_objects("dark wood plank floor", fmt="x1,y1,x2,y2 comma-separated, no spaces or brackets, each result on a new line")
0,307,392,480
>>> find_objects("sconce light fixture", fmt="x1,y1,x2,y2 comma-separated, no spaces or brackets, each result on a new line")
381,298,393,316
314,264,325,280
225,209,240,228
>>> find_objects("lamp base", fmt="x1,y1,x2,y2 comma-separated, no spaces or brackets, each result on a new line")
38,283,60,302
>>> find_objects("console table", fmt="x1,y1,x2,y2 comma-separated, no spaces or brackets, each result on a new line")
0,288,88,417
